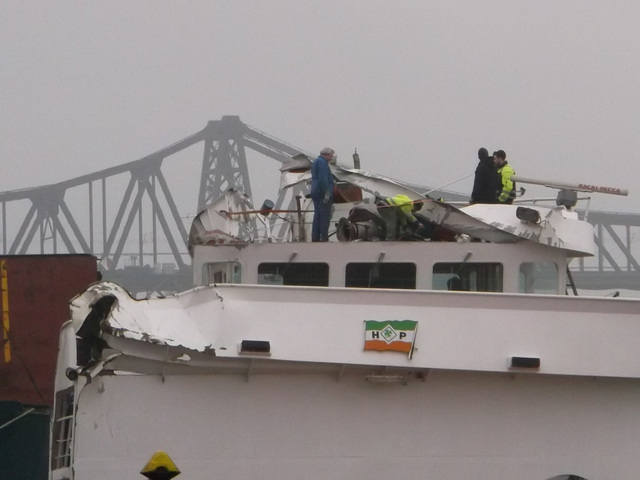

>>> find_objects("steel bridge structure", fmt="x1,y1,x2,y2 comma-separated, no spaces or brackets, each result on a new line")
0,116,637,295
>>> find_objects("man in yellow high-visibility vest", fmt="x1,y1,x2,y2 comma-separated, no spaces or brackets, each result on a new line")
494,149,516,204
376,194,424,240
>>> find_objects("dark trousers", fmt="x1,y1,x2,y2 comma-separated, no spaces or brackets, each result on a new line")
377,200,403,240
378,207,399,240
312,198,332,241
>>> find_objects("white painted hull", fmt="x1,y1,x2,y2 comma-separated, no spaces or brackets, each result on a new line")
50,283,640,480
70,369,640,480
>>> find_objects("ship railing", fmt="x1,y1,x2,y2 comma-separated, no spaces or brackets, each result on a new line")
52,412,74,469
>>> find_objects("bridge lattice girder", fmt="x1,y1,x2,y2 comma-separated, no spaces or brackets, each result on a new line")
0,117,306,282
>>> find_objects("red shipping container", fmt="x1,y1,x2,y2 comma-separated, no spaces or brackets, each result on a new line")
0,255,98,406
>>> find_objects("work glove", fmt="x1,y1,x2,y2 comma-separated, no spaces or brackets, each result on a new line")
323,191,330,204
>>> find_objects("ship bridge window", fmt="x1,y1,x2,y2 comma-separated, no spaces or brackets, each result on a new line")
345,263,416,289
258,262,329,286
203,261,241,285
519,261,558,294
433,262,503,292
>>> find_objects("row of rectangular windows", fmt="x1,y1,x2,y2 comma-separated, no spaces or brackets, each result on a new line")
206,262,558,294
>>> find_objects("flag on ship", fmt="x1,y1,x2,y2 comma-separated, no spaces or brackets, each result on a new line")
364,320,418,358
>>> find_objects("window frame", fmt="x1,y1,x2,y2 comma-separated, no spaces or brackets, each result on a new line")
345,262,417,289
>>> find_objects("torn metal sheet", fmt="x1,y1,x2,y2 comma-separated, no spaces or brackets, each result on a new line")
71,282,217,353
188,161,594,255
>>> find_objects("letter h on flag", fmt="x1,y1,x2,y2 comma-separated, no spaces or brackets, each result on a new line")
364,320,418,358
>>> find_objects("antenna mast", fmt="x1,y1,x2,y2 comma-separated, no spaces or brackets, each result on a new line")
511,175,628,196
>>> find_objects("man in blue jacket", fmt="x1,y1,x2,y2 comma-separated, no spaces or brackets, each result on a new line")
310,147,335,242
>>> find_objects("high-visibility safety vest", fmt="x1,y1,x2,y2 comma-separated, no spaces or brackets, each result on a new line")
385,195,418,223
497,163,516,204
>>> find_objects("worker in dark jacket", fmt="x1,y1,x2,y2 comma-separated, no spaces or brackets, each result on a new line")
470,147,499,204
310,147,336,242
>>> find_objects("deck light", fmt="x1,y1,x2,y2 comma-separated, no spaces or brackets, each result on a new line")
510,356,541,369
240,340,271,354
259,199,274,217
516,207,541,224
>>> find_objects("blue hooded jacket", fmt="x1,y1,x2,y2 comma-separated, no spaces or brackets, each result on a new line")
310,155,334,200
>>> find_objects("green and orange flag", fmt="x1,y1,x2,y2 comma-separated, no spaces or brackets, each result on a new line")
364,320,418,358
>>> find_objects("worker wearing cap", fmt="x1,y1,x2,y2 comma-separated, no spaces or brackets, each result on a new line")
310,147,335,242
494,150,516,204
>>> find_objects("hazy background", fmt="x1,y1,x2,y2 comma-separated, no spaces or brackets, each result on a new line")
2,1,639,216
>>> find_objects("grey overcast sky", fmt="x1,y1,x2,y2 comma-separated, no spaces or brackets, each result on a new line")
2,1,639,214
